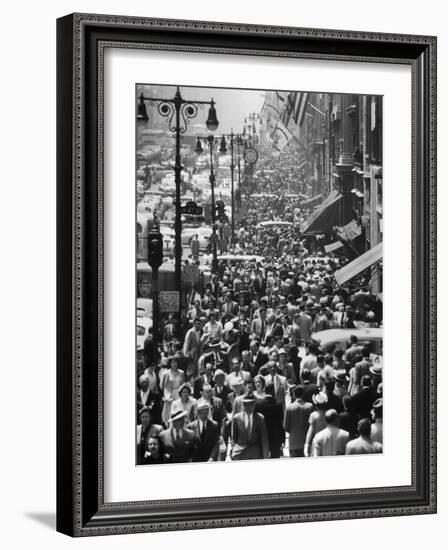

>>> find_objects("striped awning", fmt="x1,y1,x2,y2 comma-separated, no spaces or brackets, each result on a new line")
334,242,383,286
336,219,362,242
300,189,342,235
324,241,344,253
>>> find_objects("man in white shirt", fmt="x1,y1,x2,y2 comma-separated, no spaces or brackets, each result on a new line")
226,358,251,387
346,418,383,455
300,343,319,373
312,409,349,456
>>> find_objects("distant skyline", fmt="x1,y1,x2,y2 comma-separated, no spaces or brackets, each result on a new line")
137,84,265,135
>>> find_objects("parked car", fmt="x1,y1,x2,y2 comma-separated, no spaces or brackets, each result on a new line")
311,327,383,356
137,297,153,319
136,315,153,351
181,226,212,251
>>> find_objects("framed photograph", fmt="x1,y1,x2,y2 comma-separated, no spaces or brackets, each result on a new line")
57,13,437,536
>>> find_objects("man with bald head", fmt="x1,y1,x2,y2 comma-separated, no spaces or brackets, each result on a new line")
311,409,349,456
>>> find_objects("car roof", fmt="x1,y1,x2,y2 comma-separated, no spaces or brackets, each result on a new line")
312,328,383,345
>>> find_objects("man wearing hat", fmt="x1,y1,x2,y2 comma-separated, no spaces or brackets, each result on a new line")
304,391,328,456
369,361,383,392
187,400,220,462
136,405,163,465
311,409,349,456
227,377,246,415
370,398,383,444
346,418,382,454
230,392,269,460
159,409,199,463
199,336,227,371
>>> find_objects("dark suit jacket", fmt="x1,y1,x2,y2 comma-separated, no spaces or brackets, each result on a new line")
250,350,269,371
255,395,285,446
193,375,216,399
136,389,160,421
351,387,378,419
231,411,269,460
213,384,232,405
302,382,319,403
159,427,199,463
188,419,219,461
208,396,225,432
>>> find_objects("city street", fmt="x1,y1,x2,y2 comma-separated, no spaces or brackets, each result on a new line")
135,85,384,465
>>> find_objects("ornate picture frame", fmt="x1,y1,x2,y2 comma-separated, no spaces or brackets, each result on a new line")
56,13,437,536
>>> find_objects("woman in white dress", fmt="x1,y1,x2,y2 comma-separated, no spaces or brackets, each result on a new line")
171,383,196,424
160,356,185,426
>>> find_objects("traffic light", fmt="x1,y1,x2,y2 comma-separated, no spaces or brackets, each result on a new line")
147,229,163,270
235,189,241,208
216,200,225,221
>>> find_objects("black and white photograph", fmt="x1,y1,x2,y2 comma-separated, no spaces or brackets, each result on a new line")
135,84,383,465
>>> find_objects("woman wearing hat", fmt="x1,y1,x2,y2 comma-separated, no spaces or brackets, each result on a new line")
171,383,196,423
304,391,328,457
160,356,185,427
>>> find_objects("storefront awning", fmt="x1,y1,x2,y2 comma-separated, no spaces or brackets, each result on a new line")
336,219,362,242
334,242,383,286
300,194,323,207
300,189,342,235
324,241,344,253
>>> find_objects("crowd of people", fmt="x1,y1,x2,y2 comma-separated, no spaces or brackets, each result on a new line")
136,152,384,465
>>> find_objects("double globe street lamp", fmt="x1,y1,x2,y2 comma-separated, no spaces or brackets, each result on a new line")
194,134,221,273
137,86,218,314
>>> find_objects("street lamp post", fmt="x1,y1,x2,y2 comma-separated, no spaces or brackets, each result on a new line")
137,86,218,314
195,135,219,273
218,132,235,243
236,134,243,213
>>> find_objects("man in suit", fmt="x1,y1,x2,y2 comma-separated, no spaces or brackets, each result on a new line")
311,409,349,456
350,375,378,419
192,362,215,399
284,385,313,457
182,318,202,376
250,308,267,340
297,304,313,345
230,392,269,460
221,291,239,319
136,405,163,464
159,410,199,463
201,383,226,433
213,368,232,406
264,361,288,411
240,350,256,379
136,374,158,420
188,400,220,461
249,339,269,372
